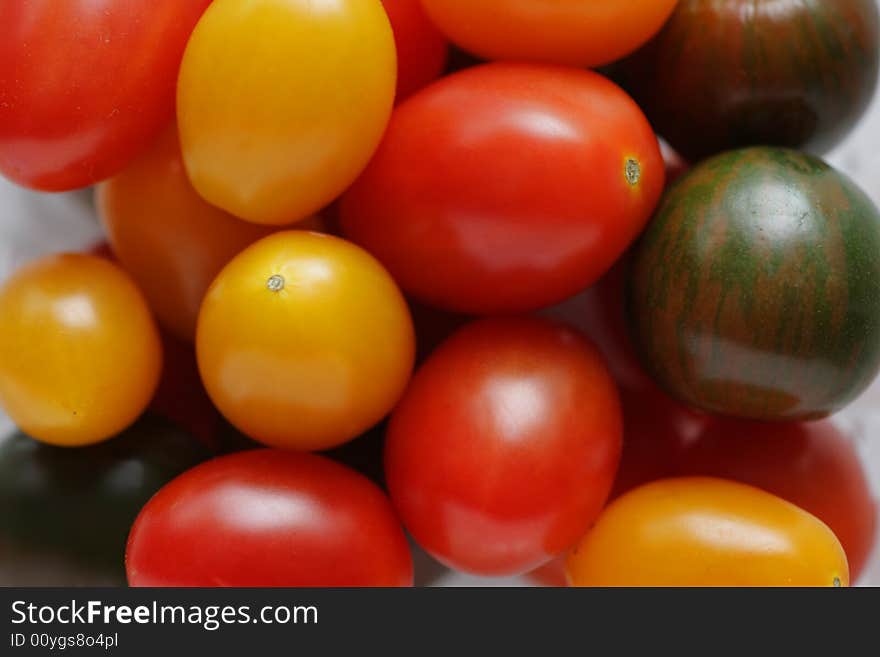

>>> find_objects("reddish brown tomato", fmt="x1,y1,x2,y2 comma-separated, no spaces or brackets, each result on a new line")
0,0,212,191
126,450,413,587
381,0,449,101
340,63,665,314
385,318,623,576
677,419,877,582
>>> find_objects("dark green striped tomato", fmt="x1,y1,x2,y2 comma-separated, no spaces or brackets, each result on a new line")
613,0,880,161
628,147,880,421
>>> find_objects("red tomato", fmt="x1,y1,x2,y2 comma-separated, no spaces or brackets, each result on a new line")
677,419,877,582
0,0,212,191
381,0,449,100
340,63,665,314
385,318,623,576
126,449,413,586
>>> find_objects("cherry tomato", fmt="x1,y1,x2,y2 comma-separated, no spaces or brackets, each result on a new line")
385,318,622,576
177,0,396,225
0,0,212,191
420,0,679,68
196,232,414,451
677,420,877,582
126,449,413,586
341,63,664,314
0,254,162,446
566,477,850,587
0,415,209,585
96,125,322,342
382,0,449,100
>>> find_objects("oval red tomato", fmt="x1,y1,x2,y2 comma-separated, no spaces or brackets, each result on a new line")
385,318,623,576
341,63,664,314
126,449,413,587
0,0,212,191
381,0,449,100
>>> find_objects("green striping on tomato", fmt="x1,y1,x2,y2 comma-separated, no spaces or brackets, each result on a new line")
613,0,880,161
627,147,880,421
0,415,210,585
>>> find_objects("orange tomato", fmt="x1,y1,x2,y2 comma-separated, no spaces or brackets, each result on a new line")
177,0,396,225
566,477,850,587
196,232,415,451
96,125,320,342
0,254,162,446
420,0,679,68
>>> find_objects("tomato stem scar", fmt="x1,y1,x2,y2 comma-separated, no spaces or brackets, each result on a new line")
266,274,285,292
625,158,641,186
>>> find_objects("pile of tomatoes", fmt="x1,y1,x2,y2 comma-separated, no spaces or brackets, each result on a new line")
1,0,879,587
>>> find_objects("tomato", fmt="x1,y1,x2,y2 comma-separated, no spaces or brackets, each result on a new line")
196,232,414,451
566,477,850,587
0,415,209,585
385,318,622,576
677,420,877,582
177,0,396,225
341,63,664,314
126,449,413,586
96,126,322,342
0,0,212,191
382,0,449,100
0,254,162,446
420,0,679,68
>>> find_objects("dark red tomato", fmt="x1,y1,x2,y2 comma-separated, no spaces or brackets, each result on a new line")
381,0,449,101
0,0,212,191
677,419,877,582
340,63,664,314
126,450,413,587
385,318,623,576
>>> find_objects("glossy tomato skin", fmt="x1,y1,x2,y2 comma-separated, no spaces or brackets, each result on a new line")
614,0,880,161
0,415,209,585
0,254,162,446
678,420,877,582
381,0,449,100
177,0,396,225
385,318,623,576
341,63,665,314
566,477,850,587
0,0,212,191
196,232,415,452
96,126,322,343
420,0,679,68
126,449,413,587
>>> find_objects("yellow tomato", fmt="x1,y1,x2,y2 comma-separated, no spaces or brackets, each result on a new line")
177,0,396,225
196,232,415,451
566,477,849,587
0,254,162,446
96,125,322,342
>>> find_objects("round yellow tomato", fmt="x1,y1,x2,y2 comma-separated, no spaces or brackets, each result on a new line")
196,232,415,451
566,477,849,587
420,0,679,68
0,254,162,446
177,0,396,225
96,125,322,342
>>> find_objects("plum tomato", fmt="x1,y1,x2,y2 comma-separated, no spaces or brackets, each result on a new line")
566,477,850,587
420,0,679,68
96,125,322,343
196,232,415,452
0,0,212,191
0,254,162,447
382,0,449,100
177,0,396,225
126,449,413,587
385,317,623,576
341,63,665,314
